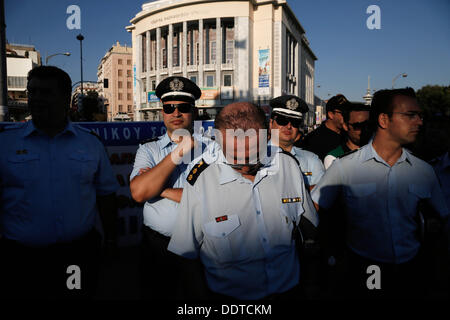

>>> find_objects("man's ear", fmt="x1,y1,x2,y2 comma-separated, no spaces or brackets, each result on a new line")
378,113,389,129
342,122,349,132
327,110,334,120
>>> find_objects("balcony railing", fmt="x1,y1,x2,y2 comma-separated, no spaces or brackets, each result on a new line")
173,66,182,73
203,63,216,71
187,65,198,72
221,63,234,70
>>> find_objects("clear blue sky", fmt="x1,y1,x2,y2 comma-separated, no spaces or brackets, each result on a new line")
5,0,450,102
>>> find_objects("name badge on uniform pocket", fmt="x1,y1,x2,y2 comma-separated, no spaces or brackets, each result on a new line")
282,197,301,204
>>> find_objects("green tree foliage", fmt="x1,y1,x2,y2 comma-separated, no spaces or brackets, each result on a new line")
69,90,106,122
416,85,450,117
81,91,100,121
410,85,450,160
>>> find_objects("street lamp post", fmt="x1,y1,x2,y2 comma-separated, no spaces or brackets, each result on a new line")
392,73,407,89
76,34,84,95
45,52,71,65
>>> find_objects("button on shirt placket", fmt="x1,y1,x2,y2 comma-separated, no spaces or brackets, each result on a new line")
251,175,277,296
50,136,64,242
252,186,270,252
386,164,398,263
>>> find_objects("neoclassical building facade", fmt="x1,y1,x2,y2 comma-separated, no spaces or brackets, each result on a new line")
127,0,316,122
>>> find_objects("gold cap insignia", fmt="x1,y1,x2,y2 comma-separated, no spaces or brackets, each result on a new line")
286,98,299,110
169,78,184,92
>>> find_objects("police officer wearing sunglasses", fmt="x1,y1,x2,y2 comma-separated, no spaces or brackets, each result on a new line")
269,95,325,190
130,76,214,299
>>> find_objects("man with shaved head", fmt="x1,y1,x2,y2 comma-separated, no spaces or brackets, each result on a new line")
168,102,319,300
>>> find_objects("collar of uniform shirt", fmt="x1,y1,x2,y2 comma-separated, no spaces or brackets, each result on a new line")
22,119,77,138
360,141,413,167
158,133,173,150
218,164,241,185
217,152,280,185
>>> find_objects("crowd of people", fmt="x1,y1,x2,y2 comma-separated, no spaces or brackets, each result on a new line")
0,66,448,300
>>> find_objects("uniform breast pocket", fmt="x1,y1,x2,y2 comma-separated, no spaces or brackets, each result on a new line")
279,204,297,246
69,153,97,183
6,153,40,185
408,184,430,200
408,184,431,213
345,183,377,220
203,214,241,264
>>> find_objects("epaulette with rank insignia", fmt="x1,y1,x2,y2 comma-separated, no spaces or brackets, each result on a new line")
187,159,209,186
140,137,159,145
279,150,300,166
337,148,358,159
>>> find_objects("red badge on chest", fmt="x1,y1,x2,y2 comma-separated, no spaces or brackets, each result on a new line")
215,215,228,223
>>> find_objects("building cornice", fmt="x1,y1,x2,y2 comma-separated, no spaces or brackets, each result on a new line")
281,1,305,35
301,38,317,61
130,0,287,25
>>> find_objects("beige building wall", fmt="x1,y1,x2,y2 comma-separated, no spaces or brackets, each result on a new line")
127,0,317,121
98,42,134,121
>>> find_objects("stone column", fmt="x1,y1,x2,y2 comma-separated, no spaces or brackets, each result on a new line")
198,19,204,88
235,17,250,101
156,27,161,84
216,17,221,89
168,24,173,75
183,21,187,77
146,30,151,108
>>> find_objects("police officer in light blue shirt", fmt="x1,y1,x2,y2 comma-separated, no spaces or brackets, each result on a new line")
130,76,215,299
168,102,319,300
311,88,449,299
130,130,214,237
269,95,325,190
0,66,119,299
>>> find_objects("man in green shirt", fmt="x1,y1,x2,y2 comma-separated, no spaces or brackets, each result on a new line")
324,103,370,169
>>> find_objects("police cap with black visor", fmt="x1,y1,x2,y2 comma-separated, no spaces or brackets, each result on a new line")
156,76,202,114
270,95,310,128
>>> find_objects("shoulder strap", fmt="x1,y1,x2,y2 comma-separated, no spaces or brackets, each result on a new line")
140,137,159,145
187,159,209,186
279,149,300,166
337,148,358,159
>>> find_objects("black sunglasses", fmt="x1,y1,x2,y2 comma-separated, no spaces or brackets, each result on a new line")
348,120,369,130
274,115,302,128
162,103,193,114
